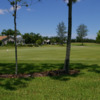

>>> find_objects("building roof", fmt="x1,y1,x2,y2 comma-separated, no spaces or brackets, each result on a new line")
44,39,50,42
0,36,7,41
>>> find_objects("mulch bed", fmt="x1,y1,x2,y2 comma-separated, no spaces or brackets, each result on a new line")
0,69,80,78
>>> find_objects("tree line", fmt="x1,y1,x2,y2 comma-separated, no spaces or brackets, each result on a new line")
1,23,100,46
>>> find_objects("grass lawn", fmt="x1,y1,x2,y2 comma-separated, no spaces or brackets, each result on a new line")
0,43,100,100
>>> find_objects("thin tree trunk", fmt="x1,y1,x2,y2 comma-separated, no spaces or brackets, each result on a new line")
14,1,18,75
64,0,72,74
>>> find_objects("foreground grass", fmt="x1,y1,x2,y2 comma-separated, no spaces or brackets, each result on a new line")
0,43,100,100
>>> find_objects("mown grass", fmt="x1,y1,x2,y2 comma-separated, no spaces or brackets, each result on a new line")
0,43,100,100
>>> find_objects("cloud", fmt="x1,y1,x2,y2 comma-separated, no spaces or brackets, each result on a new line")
0,9,4,14
0,9,8,14
64,0,69,3
9,7,14,11
0,5,21,15
26,8,31,11
9,5,21,11
26,8,35,12
17,6,21,10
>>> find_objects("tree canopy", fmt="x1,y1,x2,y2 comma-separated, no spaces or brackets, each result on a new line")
96,30,100,43
1,29,21,36
56,21,67,45
23,32,43,45
76,24,88,45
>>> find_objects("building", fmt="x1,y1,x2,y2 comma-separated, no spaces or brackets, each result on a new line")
0,36,14,45
43,39,50,44
16,35,25,45
0,35,25,45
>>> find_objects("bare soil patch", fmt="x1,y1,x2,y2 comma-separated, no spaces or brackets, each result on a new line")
0,69,80,78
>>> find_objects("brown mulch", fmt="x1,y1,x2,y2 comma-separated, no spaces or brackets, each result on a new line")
0,69,80,78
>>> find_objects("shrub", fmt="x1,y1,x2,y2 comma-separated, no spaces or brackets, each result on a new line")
7,41,14,46
26,44,33,47
36,39,42,46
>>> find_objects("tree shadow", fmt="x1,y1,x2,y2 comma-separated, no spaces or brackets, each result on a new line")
0,63,63,74
49,63,100,82
0,77,33,90
70,63,100,73
0,63,63,90
0,62,100,90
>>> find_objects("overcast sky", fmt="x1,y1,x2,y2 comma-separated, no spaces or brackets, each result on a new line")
0,0,100,39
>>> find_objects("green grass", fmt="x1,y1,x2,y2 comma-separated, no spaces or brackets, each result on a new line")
0,43,100,100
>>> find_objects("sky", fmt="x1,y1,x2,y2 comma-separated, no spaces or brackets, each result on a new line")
0,0,100,39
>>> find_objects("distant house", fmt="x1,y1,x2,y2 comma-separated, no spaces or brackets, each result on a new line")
0,36,14,45
43,39,50,44
0,35,25,45
16,35,25,45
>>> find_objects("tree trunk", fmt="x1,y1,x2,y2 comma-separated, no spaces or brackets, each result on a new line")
14,1,18,75
64,0,72,74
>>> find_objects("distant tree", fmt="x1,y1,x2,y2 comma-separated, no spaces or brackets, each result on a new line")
23,32,43,45
1,29,13,36
96,30,100,43
30,32,36,43
1,29,21,36
36,39,42,46
54,36,61,44
76,24,88,45
84,38,96,43
56,21,67,45
43,36,49,40
71,39,76,42
23,33,32,44
33,33,43,43
49,36,61,44
50,37,56,45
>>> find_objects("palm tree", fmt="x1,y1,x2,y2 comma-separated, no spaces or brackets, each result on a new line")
64,0,77,74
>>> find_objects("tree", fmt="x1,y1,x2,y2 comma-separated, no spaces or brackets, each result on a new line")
50,37,56,45
1,29,15,40
8,0,29,75
53,36,61,44
56,21,67,45
76,24,88,45
36,39,42,46
23,32,43,45
64,0,77,74
1,29,21,36
43,36,49,41
96,30,100,43
23,33,32,44
33,33,43,44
